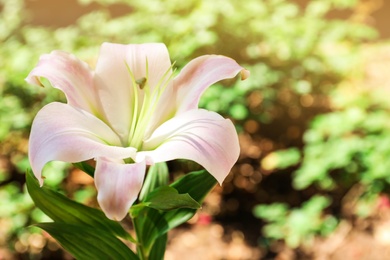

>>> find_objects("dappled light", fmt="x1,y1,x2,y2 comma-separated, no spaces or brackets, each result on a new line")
2,0,390,259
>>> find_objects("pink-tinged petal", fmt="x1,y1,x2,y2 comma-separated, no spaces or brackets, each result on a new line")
29,102,136,186
94,43,172,141
25,51,102,115
95,157,146,220
141,109,240,184
145,56,249,139
173,55,250,114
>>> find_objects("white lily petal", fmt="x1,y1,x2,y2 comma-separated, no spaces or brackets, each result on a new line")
146,55,248,136
94,43,172,141
141,109,240,184
25,50,102,115
95,157,146,221
173,55,249,114
27,42,247,223
29,102,136,185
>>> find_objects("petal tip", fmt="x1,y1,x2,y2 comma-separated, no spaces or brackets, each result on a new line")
38,177,44,187
104,211,127,221
215,169,232,186
95,158,146,222
240,69,250,80
25,75,42,87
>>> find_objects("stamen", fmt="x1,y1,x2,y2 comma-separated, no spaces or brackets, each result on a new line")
151,61,176,99
136,77,147,89
127,59,176,150
125,62,140,144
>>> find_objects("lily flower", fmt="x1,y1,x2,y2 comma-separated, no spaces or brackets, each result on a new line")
27,43,249,221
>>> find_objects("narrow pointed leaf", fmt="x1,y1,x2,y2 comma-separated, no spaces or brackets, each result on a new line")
153,169,217,232
133,170,216,252
170,170,217,201
139,162,169,201
145,186,200,211
26,169,133,241
35,223,138,260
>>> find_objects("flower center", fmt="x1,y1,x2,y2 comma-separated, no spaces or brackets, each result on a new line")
125,60,175,150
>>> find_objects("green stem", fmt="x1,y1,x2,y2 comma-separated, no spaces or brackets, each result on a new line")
132,217,149,260
137,246,148,260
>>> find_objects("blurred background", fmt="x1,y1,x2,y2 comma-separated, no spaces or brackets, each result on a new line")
1,0,390,259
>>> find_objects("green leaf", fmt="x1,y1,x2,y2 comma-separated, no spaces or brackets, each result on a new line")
145,186,200,211
133,170,216,253
149,233,167,260
129,202,151,218
36,223,138,260
131,186,200,217
170,170,217,200
139,162,169,201
26,169,133,241
73,161,95,177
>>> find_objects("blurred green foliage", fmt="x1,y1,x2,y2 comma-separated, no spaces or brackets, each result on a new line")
0,0,383,257
295,88,390,191
258,84,390,251
253,195,337,248
254,1,388,252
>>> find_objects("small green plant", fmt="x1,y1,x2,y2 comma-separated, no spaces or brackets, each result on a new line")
253,195,338,248
257,75,390,248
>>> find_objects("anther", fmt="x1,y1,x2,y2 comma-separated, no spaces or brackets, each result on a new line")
136,77,147,89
